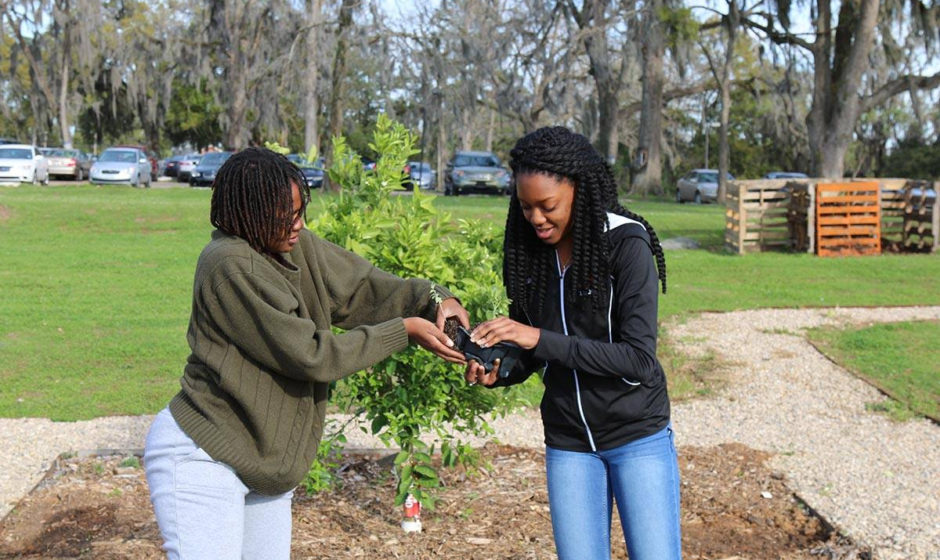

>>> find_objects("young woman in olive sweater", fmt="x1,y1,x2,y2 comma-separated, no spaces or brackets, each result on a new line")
144,147,468,559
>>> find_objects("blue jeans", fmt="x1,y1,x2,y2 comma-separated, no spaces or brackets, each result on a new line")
545,425,681,560
144,408,294,560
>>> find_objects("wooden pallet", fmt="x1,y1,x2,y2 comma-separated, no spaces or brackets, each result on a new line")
879,182,907,252
901,182,938,253
725,179,809,254
815,182,881,257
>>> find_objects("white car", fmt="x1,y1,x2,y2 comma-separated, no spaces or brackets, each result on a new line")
90,147,152,187
0,144,49,184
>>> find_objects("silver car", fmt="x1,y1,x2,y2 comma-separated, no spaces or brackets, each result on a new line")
407,161,436,190
0,144,49,184
675,168,734,204
444,151,510,196
90,147,152,187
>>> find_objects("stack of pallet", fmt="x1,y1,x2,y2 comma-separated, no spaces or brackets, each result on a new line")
725,180,801,254
876,179,910,252
786,182,813,253
902,181,938,253
814,182,881,257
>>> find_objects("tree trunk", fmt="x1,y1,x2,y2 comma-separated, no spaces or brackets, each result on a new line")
304,0,323,159
716,1,739,203
807,0,880,178
596,88,618,165
225,57,250,150
323,0,357,192
211,0,246,150
566,0,623,164
436,105,446,191
485,105,495,152
58,36,72,149
631,0,664,196
460,109,474,150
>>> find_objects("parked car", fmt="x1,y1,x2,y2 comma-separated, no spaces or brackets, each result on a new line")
161,154,185,178
675,168,735,204
286,154,309,167
176,153,202,182
764,171,808,179
46,148,93,180
0,144,49,184
189,151,233,186
0,138,20,145
444,150,510,196
406,161,436,190
89,147,152,187
114,145,159,181
297,157,325,189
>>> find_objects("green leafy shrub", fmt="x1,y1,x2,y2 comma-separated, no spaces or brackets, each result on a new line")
304,114,520,509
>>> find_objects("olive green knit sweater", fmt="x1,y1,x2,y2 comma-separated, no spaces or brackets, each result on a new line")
169,228,451,495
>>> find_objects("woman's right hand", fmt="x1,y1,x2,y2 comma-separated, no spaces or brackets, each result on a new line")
403,317,466,364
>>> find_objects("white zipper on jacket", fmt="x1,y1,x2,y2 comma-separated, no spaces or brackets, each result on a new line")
556,251,597,452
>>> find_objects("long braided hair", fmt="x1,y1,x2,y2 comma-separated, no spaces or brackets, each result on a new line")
504,126,667,319
210,147,309,255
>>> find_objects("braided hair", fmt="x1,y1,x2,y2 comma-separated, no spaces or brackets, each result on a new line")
210,147,310,255
504,126,667,318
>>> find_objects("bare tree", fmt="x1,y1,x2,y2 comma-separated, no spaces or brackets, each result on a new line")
744,0,940,178
489,0,580,134
562,0,637,163
3,0,72,146
700,0,747,202
207,0,279,150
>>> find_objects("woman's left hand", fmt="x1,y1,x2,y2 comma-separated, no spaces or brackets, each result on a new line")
436,297,471,331
470,316,540,350
465,358,500,386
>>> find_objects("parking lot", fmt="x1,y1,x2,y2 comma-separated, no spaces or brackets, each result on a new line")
32,177,201,189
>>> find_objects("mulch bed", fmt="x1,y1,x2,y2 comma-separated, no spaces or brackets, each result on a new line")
0,443,870,559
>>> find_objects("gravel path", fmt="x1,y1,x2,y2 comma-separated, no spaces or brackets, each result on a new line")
1,306,937,559
668,306,940,560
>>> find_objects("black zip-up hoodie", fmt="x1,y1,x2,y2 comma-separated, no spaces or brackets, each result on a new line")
495,212,670,452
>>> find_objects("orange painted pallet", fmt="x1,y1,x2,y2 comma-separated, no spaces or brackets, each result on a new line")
815,182,881,257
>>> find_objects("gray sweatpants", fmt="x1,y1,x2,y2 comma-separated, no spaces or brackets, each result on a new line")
143,408,294,559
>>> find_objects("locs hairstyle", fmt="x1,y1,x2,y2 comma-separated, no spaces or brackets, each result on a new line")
504,126,667,317
210,147,310,255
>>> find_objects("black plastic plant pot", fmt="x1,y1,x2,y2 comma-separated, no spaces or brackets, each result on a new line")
454,326,521,378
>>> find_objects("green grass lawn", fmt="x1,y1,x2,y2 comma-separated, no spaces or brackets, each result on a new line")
1,185,937,420
805,320,939,422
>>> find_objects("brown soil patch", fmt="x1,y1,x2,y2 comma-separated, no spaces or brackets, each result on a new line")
0,205,11,223
0,444,870,559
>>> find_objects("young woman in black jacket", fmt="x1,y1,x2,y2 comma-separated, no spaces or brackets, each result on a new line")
466,126,680,560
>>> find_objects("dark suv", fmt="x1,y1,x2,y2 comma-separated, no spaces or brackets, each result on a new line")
443,150,510,196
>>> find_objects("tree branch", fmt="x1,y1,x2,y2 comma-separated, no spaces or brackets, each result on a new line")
860,72,940,113
740,12,814,51
621,81,720,114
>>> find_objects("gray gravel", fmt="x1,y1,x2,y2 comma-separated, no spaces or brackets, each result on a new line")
1,306,937,559
668,306,940,560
